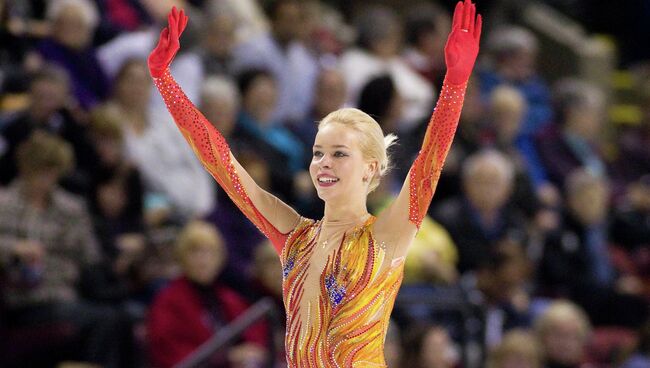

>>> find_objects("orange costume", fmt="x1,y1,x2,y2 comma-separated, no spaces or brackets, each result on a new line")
150,2,480,366
154,70,465,366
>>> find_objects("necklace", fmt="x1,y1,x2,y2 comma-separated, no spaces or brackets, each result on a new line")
317,213,371,249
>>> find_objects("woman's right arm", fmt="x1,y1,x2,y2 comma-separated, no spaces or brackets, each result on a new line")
148,8,300,253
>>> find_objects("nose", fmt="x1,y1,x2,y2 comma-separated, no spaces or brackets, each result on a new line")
320,154,332,169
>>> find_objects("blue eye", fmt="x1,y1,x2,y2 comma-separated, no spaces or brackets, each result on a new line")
334,151,348,157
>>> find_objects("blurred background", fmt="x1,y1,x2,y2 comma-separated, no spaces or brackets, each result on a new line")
0,0,648,367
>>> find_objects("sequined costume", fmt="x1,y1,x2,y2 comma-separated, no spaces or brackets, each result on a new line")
153,69,466,366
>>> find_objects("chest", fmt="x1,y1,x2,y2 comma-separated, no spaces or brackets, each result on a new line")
281,222,389,310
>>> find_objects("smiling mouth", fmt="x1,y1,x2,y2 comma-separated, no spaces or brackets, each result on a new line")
318,177,339,184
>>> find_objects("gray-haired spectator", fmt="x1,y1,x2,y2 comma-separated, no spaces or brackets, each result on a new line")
34,0,110,109
200,75,240,139
432,149,527,274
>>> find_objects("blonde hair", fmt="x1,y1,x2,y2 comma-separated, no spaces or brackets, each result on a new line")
490,85,526,114
487,329,542,368
319,108,397,193
47,0,100,29
16,131,74,177
175,221,226,261
90,107,124,141
534,300,592,342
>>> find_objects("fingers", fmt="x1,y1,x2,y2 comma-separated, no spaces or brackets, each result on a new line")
469,2,476,33
452,1,463,31
474,14,482,41
156,28,169,49
178,9,188,35
177,8,184,34
463,0,471,30
181,12,190,33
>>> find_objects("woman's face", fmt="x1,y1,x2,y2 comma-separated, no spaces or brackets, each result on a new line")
310,123,375,204
52,5,94,50
243,75,277,125
182,243,225,285
115,62,152,109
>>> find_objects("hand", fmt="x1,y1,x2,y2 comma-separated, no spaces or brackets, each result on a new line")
444,0,482,85
147,6,189,78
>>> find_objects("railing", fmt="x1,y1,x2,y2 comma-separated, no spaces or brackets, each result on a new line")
173,298,282,368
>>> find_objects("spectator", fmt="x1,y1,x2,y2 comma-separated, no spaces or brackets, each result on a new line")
537,169,647,327
488,85,557,221
401,324,459,368
432,149,527,274
480,25,552,138
199,6,237,76
233,69,306,201
35,0,110,109
487,329,542,368
83,109,147,304
147,221,268,368
0,132,126,367
97,0,205,112
0,64,97,194
403,217,458,285
98,58,215,222
340,5,433,130
292,67,347,156
232,0,318,124
534,301,591,368
536,78,608,189
402,2,451,88
475,240,534,350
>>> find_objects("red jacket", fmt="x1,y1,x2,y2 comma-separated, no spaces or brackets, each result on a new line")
147,277,268,368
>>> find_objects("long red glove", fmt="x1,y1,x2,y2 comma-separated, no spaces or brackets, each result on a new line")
147,6,188,78
408,0,482,227
444,0,482,85
147,8,288,251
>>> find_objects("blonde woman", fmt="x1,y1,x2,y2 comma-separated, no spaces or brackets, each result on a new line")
147,1,481,365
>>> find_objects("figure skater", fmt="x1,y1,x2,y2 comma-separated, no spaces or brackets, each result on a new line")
147,1,481,365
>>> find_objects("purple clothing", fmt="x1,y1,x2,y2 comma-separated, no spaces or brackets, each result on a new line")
535,125,607,188
204,188,265,281
36,39,110,110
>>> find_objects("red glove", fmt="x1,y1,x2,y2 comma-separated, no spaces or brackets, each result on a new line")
147,7,188,78
444,0,482,85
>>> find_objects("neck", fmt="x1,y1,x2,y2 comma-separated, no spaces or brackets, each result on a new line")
21,185,51,210
322,197,369,224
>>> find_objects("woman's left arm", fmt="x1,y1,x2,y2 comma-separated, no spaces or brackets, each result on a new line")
374,0,482,258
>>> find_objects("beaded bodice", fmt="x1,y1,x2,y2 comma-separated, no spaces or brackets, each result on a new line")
281,216,403,367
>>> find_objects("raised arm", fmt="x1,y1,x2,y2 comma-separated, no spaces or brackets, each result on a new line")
375,0,481,257
148,8,300,253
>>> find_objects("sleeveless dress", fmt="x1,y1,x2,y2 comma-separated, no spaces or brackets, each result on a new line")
153,69,466,367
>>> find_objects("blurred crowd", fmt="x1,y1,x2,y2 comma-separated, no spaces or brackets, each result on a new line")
0,0,648,367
